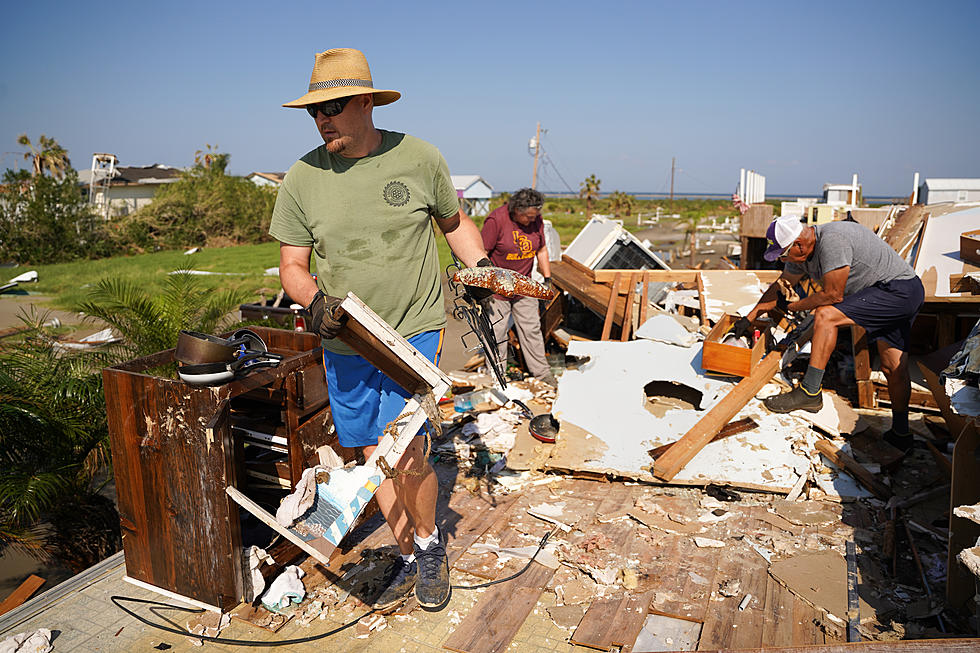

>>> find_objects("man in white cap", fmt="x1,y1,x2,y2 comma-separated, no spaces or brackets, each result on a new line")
743,215,924,452
270,48,489,611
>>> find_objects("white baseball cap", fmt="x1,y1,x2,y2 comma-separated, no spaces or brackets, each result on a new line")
764,215,804,261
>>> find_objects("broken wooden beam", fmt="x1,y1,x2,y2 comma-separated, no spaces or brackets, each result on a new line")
653,350,782,482
814,439,893,501
0,574,45,616
648,417,758,460
601,273,622,341
592,269,782,285
620,272,639,342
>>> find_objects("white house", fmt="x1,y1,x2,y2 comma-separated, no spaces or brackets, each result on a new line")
918,178,980,204
247,172,285,188
78,164,182,217
822,183,861,206
451,175,493,216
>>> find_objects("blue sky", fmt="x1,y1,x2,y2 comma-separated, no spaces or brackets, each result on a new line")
2,1,977,197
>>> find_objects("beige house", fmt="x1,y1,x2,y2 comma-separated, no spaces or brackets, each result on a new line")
78,164,182,218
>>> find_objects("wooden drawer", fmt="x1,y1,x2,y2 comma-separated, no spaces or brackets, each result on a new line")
702,314,765,377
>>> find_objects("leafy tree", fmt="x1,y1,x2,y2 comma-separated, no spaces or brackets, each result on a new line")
0,311,118,569
0,168,111,264
119,147,276,251
77,270,253,358
579,174,601,215
490,191,511,212
608,191,635,217
16,134,70,179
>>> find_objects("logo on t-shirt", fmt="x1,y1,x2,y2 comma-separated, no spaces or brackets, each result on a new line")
506,230,535,260
383,181,410,207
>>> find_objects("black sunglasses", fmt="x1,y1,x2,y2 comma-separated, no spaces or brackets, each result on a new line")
306,95,354,119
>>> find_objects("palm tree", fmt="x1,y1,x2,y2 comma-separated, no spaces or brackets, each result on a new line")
194,144,229,175
608,191,635,218
17,134,71,179
0,310,115,567
77,270,253,358
579,174,601,216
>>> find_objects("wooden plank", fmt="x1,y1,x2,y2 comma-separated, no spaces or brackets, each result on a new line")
699,546,769,650
639,278,650,327
592,269,782,284
653,350,783,482
620,273,639,341
442,579,549,653
226,485,334,566
561,254,595,280
948,423,980,609
0,575,45,616
540,291,566,343
696,272,708,328
569,592,652,652
916,359,967,438
600,273,622,341
648,417,757,459
761,576,796,647
791,599,824,646
851,326,875,409
814,439,892,500
552,261,622,325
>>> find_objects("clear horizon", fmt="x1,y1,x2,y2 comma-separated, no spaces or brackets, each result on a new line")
2,1,977,198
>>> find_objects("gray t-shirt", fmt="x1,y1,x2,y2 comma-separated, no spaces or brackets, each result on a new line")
785,221,915,296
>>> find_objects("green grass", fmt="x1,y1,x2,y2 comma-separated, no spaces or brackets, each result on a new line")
27,242,283,310
22,198,729,311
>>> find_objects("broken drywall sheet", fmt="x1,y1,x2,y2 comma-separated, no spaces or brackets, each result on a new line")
699,270,771,322
634,313,698,347
550,340,817,489
913,205,980,297
758,386,865,437
769,551,888,624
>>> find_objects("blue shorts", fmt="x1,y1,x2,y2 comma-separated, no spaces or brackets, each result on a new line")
836,277,924,351
323,330,443,449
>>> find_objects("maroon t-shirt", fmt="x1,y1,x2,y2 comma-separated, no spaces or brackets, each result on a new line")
481,204,544,277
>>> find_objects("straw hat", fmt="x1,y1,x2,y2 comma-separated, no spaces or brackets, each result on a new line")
282,48,400,108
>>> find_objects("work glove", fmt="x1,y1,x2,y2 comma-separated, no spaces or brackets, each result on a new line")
542,277,552,291
306,290,344,339
462,257,495,303
731,316,753,340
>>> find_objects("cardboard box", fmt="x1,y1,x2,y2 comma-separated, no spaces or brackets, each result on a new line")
960,229,980,266
702,314,766,377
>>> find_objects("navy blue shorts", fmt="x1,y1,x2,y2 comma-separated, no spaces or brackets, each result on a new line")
835,277,924,351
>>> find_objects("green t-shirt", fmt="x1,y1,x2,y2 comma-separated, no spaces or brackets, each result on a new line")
269,130,459,355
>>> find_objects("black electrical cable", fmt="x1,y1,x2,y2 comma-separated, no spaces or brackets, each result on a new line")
109,528,555,647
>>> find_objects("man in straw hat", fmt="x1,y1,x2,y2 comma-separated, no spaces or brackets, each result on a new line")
270,48,490,611
741,214,924,453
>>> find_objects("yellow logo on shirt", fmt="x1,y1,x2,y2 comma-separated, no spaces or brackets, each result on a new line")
506,230,534,260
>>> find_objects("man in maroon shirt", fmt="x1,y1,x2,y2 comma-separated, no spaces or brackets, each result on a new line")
481,188,557,385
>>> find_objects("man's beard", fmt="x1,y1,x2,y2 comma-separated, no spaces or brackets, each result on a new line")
324,134,353,155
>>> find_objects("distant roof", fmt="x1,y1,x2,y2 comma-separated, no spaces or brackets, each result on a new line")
77,164,182,186
247,172,286,184
451,175,493,192
922,178,980,190
822,183,862,191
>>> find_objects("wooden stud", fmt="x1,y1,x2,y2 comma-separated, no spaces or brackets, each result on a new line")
601,273,622,341
639,277,650,327
696,271,708,327
620,273,639,341
916,360,967,438
814,439,892,500
653,349,784,482
0,574,44,616
851,325,875,409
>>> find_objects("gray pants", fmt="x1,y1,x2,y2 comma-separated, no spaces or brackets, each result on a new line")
489,295,550,379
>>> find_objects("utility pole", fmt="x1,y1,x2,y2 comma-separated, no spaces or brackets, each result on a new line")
531,122,541,189
669,156,675,208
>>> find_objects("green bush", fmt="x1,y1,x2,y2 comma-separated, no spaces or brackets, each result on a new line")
0,169,113,264
118,161,277,252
